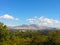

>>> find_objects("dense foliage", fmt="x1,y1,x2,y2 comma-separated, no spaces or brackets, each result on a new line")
0,22,60,45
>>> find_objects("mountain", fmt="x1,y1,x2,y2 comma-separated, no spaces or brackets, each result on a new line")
8,24,57,30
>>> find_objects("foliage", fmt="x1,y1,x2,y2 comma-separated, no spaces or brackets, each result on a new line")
0,22,60,45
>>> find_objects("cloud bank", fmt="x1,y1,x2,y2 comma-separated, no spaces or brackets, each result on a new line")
0,14,19,21
27,16,60,28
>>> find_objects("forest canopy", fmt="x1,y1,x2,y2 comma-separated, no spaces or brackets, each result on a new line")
0,22,60,45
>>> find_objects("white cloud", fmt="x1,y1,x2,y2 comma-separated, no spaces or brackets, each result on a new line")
27,16,60,28
0,14,19,21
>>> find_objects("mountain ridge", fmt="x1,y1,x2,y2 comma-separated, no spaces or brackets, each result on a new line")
8,24,57,30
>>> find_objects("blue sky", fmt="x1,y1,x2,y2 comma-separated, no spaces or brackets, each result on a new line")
0,0,60,27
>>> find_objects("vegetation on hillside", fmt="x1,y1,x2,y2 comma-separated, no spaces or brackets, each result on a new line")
0,22,60,45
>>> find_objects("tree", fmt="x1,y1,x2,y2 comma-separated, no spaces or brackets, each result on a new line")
53,30,60,45
31,35,48,45
0,22,10,44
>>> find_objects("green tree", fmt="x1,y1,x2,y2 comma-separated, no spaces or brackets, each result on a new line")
31,35,48,45
0,22,10,45
53,30,60,45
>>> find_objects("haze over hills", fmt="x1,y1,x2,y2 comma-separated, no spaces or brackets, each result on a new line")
8,24,57,31
8,16,59,30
